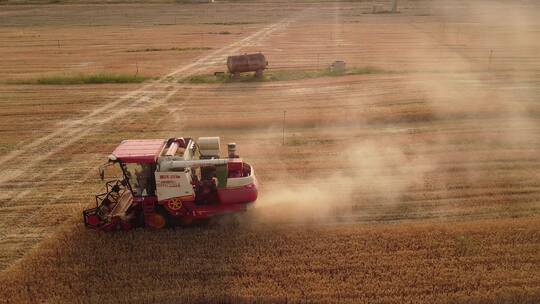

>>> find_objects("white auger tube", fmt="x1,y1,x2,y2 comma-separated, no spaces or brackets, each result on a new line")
158,159,229,172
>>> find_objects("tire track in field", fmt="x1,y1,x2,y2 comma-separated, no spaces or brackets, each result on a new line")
0,11,308,271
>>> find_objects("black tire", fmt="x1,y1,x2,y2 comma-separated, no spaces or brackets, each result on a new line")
155,205,175,228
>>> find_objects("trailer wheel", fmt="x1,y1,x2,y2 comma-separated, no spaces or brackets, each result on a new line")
255,69,263,78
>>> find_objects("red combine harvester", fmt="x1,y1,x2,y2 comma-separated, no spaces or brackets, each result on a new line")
83,137,258,231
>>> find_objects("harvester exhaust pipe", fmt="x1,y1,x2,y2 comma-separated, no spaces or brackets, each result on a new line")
228,142,238,158
165,142,179,156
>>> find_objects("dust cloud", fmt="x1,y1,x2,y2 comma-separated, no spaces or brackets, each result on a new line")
250,141,436,224
245,0,539,225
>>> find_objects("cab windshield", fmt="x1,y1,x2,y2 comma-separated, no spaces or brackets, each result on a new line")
122,163,156,197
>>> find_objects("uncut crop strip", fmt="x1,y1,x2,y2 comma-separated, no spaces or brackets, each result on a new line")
1,216,539,303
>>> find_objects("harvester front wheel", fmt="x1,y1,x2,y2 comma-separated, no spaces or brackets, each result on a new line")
146,212,166,229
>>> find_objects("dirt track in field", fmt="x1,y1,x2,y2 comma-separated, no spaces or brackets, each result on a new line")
0,1,539,302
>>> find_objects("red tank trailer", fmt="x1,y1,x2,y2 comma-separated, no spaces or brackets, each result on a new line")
227,53,268,78
83,137,258,231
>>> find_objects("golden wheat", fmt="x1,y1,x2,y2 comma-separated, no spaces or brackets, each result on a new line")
1,216,539,303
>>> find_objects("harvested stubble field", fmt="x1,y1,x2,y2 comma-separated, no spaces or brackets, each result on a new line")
0,0,539,303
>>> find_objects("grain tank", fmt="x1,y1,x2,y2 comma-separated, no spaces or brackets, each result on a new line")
227,53,268,78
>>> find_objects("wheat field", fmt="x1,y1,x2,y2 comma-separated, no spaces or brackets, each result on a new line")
0,0,539,302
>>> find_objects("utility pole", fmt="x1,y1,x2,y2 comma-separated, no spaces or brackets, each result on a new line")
488,50,493,71
282,110,286,145
392,0,398,13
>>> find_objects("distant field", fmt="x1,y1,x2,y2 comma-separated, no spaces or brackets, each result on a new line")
6,73,150,85
0,0,210,4
0,0,539,302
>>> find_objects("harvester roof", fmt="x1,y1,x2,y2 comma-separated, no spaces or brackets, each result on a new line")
112,139,165,164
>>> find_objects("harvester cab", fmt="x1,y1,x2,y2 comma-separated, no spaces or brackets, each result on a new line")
83,137,258,231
